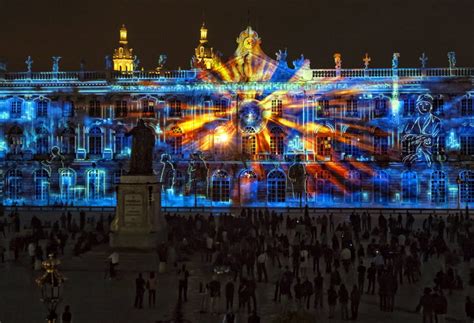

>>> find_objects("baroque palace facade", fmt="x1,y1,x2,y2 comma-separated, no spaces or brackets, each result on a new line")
0,24,474,208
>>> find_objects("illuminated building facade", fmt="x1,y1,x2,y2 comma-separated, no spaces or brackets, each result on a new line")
0,25,473,208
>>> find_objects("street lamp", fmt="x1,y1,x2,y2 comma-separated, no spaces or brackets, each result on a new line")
36,254,65,323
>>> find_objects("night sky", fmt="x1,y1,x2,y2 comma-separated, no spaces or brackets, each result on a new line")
0,0,472,72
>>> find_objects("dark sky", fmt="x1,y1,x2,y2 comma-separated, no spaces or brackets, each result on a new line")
0,0,473,71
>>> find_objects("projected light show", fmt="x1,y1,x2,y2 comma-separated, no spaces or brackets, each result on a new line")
0,24,473,208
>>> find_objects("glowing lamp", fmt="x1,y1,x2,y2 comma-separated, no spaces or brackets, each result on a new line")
391,99,400,115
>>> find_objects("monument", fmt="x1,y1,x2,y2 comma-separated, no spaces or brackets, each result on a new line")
110,119,166,249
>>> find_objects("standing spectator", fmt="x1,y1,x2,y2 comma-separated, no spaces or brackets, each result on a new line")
134,273,146,309
357,260,366,293
257,250,268,283
248,311,260,323
107,251,119,279
294,278,304,310
225,278,235,311
79,210,86,231
465,296,474,322
367,262,376,294
177,264,189,302
350,284,361,320
302,277,313,310
415,287,434,323
0,242,5,263
199,281,209,313
328,284,338,319
209,276,221,315
433,289,447,323
314,272,324,309
338,283,349,320
28,241,36,268
146,272,157,308
61,305,72,323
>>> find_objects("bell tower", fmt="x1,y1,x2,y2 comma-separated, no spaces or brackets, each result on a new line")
113,24,134,72
192,22,219,70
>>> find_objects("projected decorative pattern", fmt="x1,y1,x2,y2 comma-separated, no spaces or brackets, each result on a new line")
0,25,473,208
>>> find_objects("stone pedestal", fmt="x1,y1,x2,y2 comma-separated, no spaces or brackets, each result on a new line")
110,175,166,249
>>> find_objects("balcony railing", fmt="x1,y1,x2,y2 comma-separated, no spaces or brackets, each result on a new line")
311,67,474,79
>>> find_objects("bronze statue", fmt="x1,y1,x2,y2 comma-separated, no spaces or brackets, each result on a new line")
127,119,155,175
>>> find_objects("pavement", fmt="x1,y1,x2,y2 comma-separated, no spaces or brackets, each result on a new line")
0,211,473,323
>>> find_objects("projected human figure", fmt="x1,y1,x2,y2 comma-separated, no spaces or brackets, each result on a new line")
160,153,175,192
288,155,307,207
402,94,441,166
187,152,209,197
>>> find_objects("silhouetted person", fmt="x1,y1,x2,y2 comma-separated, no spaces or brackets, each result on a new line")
61,305,72,323
351,284,361,320
225,278,235,311
134,273,146,309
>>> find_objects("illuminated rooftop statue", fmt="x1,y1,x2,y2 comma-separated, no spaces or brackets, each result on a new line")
192,22,219,70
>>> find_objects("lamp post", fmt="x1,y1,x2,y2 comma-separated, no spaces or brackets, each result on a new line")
36,254,65,323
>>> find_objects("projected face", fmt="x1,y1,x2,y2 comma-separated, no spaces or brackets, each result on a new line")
239,100,264,132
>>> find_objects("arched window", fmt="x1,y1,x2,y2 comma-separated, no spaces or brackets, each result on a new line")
242,127,257,155
316,170,332,203
373,171,389,203
214,98,229,116
6,169,22,200
460,171,474,203
267,169,286,203
344,134,360,159
35,126,49,155
431,171,447,204
142,99,155,116
270,127,285,155
88,100,101,117
88,127,103,155
168,126,183,155
240,169,258,204
86,169,106,200
271,99,283,117
211,170,231,202
36,99,48,118
345,170,361,203
60,168,76,201
401,171,418,204
374,98,388,118
61,126,76,154
34,169,50,201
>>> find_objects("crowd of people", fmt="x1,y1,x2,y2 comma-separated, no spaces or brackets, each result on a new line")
1,206,474,322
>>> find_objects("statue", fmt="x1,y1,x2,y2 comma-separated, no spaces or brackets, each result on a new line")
448,52,456,69
80,59,86,71
392,53,400,69
187,151,209,196
126,119,156,175
157,54,167,69
25,56,33,73
275,49,288,62
133,55,140,71
363,53,371,69
292,54,305,70
334,53,342,70
104,55,112,70
402,94,441,166
52,56,61,73
419,52,428,68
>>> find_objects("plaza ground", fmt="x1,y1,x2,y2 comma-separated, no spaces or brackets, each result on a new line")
0,208,472,323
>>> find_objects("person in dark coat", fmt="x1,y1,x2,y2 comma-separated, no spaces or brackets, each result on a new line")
225,278,235,311
314,271,324,309
466,296,474,322
328,284,338,319
61,305,72,323
350,284,361,320
134,273,146,309
415,287,434,323
357,261,366,293
338,284,349,320
302,277,314,310
367,262,377,294
248,311,260,323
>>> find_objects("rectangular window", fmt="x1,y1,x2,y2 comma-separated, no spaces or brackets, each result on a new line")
37,101,48,117
242,135,256,155
143,100,154,115
318,99,330,118
89,100,101,118
461,98,474,116
316,136,332,157
346,99,359,118
432,136,446,155
433,98,444,114
169,100,182,118
403,98,416,117
10,101,22,118
374,98,387,118
63,101,74,118
461,136,474,155
374,136,389,155
270,136,284,155
215,99,228,116
115,100,128,117
271,99,283,117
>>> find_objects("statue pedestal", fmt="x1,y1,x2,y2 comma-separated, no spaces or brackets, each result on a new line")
110,175,166,249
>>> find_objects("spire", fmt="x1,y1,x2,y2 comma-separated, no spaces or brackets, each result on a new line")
200,22,208,44
119,24,128,45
